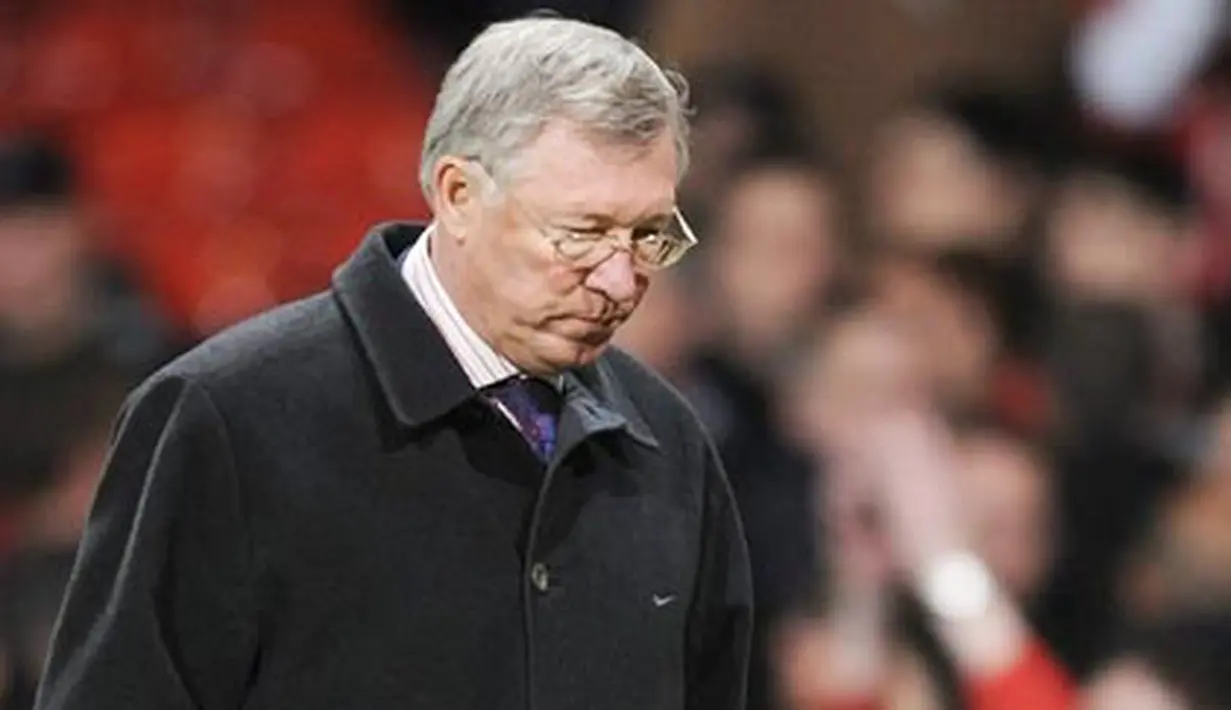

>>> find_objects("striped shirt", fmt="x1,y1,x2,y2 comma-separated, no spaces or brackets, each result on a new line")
401,224,521,390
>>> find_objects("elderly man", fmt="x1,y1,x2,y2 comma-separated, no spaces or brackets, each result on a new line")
33,16,752,710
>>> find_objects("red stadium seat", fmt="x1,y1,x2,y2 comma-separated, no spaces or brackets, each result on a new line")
261,98,431,222
15,7,233,123
0,35,27,132
221,4,412,118
79,102,264,228
187,216,286,333
4,0,433,335
76,108,181,225
123,11,231,103
252,97,430,299
117,213,287,335
18,11,129,121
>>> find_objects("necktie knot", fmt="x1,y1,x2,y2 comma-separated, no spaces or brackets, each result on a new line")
485,377,561,462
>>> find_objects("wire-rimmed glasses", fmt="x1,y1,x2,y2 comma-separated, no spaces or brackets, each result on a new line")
466,161,698,271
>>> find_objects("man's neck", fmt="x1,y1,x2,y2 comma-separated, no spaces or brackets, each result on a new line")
426,227,495,349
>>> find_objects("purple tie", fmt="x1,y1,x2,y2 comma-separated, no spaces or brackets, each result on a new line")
486,377,561,462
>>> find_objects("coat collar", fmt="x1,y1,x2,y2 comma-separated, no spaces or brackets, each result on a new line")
332,222,473,429
331,222,658,450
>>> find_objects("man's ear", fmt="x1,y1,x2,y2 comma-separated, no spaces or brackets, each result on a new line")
432,157,481,242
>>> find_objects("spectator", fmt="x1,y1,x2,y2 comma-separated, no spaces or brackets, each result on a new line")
688,153,843,492
0,341,125,710
1118,464,1231,624
0,133,183,378
0,341,123,523
1078,381,1231,708
0,135,91,365
0,346,123,552
1043,143,1198,318
1084,611,1231,710
776,340,1075,710
697,154,841,390
1071,0,1231,411
780,309,929,465
782,314,1055,607
679,63,814,233
687,152,842,710
1043,145,1201,437
861,87,1060,357
1034,141,1200,677
865,251,1004,425
863,87,1056,255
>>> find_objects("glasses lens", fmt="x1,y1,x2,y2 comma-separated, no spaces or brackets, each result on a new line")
553,211,697,270
633,212,695,268
631,236,675,268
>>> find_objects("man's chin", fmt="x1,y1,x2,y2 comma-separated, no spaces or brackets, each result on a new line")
529,332,613,373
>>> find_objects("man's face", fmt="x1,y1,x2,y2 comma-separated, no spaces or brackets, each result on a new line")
444,121,678,375
0,205,85,333
789,312,927,457
711,167,837,356
867,112,1026,252
870,256,997,412
1046,174,1189,305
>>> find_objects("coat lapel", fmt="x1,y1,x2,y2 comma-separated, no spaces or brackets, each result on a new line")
331,222,475,430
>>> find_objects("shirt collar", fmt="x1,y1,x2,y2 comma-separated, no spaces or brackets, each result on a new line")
401,224,521,390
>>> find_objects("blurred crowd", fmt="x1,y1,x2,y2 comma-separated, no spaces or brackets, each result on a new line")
4,0,1231,709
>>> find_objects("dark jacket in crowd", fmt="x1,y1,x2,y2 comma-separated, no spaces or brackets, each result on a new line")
34,224,753,710
684,351,817,710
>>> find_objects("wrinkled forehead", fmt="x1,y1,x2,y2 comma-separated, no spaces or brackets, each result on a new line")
504,120,679,220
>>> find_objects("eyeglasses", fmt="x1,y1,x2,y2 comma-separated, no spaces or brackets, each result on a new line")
467,161,698,271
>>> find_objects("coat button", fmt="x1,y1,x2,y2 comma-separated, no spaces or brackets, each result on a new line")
530,562,550,592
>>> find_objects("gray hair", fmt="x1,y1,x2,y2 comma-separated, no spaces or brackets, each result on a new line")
419,16,691,199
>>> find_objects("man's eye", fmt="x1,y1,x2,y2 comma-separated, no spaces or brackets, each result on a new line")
562,228,607,240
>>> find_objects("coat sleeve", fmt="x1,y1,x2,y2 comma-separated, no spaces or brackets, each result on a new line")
35,375,259,710
685,438,754,710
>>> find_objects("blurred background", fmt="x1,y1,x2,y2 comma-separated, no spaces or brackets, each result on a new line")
3,0,1231,708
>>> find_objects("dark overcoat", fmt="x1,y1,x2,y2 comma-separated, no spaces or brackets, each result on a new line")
35,223,753,710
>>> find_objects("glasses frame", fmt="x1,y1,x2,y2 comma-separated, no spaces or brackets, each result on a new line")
464,160,698,271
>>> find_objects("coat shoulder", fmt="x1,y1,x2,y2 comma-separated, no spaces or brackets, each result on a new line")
144,292,352,406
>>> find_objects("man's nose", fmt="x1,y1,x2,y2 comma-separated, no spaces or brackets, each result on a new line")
583,249,640,303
